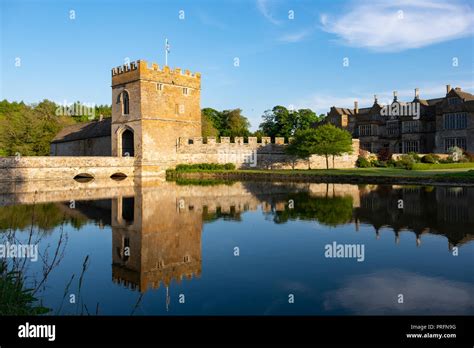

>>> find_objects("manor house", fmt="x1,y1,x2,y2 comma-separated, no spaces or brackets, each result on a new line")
325,86,474,154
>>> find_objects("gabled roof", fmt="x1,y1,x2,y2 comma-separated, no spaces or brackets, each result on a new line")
51,118,111,143
452,89,474,101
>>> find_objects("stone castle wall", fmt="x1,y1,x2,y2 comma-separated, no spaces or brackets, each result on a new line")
177,136,360,169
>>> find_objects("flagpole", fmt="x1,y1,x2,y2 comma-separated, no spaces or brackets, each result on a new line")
165,38,168,66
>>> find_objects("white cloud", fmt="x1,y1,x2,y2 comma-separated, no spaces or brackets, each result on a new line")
321,0,474,51
257,0,281,25
278,29,313,43
324,270,474,314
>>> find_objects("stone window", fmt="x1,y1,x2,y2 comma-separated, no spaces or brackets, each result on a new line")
402,120,419,133
359,125,372,136
443,112,467,129
157,83,163,91
444,137,466,152
121,91,130,115
387,121,399,136
448,97,461,105
183,87,189,96
402,140,419,153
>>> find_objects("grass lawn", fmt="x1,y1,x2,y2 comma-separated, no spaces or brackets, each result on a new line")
412,162,474,171
168,166,474,179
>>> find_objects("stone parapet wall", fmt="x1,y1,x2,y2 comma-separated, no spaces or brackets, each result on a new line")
0,156,138,181
177,138,360,169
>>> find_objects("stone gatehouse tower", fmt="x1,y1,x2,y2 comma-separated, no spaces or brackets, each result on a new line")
111,60,201,173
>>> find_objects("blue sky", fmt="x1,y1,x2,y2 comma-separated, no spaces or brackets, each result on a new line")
1,0,473,130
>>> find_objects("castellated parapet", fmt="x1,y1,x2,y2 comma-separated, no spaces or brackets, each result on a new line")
111,60,201,89
176,137,360,169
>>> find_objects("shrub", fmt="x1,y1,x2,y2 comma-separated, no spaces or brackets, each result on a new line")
386,159,396,167
447,146,464,162
464,152,474,162
175,163,235,171
407,152,421,163
421,154,440,164
359,149,370,158
377,148,392,162
395,154,415,170
356,156,372,168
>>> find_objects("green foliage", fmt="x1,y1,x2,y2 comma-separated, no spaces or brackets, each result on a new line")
0,99,112,156
412,162,474,170
447,146,464,162
421,154,440,164
201,108,250,138
395,154,415,170
272,192,353,226
258,105,321,139
0,262,50,315
0,202,88,233
407,152,421,163
286,124,352,169
174,163,236,172
356,156,372,168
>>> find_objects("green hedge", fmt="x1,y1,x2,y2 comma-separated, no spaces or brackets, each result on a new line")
412,162,474,170
174,163,236,172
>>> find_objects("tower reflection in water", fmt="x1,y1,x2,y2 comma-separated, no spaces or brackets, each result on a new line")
104,182,474,294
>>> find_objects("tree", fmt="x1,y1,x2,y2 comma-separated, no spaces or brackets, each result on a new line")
259,106,321,139
201,111,219,138
220,109,250,137
295,109,318,130
200,108,250,138
286,124,353,169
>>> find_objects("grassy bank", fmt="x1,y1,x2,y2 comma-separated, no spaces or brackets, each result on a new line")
166,167,474,185
412,162,474,171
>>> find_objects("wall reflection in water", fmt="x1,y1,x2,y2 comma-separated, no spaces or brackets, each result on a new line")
1,181,473,295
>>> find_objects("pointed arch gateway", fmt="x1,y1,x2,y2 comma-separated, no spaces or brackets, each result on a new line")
117,126,135,157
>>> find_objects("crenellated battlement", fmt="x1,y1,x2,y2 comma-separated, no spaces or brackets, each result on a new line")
111,59,201,79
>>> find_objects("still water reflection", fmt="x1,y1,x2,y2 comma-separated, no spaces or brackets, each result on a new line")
1,180,473,315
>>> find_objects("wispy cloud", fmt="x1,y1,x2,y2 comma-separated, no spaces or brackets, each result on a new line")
321,0,474,52
278,28,313,43
257,0,281,25
324,270,474,314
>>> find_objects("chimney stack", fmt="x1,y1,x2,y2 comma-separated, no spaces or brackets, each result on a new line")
354,100,359,114
446,84,451,94
414,88,420,99
374,94,378,104
393,90,398,101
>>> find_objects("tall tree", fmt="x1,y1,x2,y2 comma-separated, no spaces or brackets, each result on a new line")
220,109,250,137
286,124,353,169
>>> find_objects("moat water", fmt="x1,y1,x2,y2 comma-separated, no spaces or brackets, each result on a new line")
1,180,473,315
